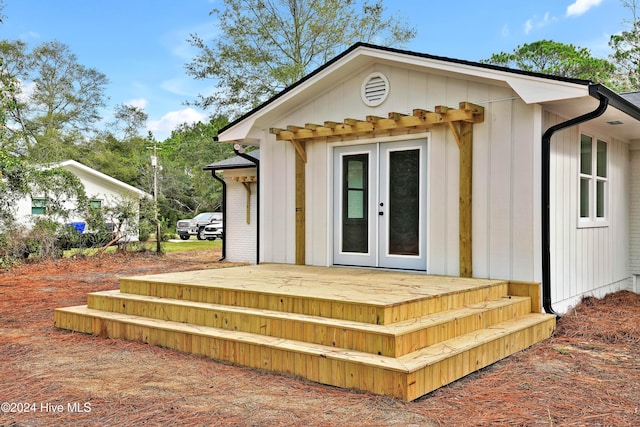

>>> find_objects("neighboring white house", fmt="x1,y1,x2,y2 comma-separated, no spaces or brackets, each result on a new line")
213,42,640,314
16,160,150,240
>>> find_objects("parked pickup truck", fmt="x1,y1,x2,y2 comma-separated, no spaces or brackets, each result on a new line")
202,220,223,241
176,212,222,240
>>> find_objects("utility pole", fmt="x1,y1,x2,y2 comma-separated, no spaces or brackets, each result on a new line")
148,138,162,254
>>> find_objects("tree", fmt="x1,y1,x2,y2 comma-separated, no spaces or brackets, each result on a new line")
80,104,151,189
609,0,640,91
0,146,29,227
187,0,415,115
0,39,109,162
159,116,233,225
0,3,30,229
0,42,21,152
28,167,88,224
481,40,616,84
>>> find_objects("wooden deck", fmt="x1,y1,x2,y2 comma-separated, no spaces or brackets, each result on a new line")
54,264,556,401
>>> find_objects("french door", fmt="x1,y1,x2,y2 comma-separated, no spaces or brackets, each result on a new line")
333,139,427,270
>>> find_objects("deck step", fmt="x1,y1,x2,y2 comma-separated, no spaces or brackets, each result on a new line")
54,306,555,400
54,264,555,400
119,266,509,324
87,290,532,357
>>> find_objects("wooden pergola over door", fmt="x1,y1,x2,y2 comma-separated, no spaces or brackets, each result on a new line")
270,102,484,277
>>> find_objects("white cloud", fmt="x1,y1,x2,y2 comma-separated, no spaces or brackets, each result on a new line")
147,108,208,137
524,12,556,34
524,19,533,35
125,98,148,110
567,0,603,17
161,78,196,97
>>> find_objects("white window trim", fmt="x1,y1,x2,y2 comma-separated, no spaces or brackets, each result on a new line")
31,197,47,216
89,199,103,208
578,134,609,228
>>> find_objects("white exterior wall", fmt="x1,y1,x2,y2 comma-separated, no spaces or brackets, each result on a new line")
547,111,633,312
630,142,640,276
223,168,258,264
259,63,540,282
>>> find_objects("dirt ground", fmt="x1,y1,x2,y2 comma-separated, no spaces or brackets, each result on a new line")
0,248,638,426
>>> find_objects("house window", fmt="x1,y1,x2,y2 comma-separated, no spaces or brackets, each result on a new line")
579,134,607,226
31,198,47,215
90,200,102,209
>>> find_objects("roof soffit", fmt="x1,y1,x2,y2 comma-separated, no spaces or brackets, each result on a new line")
544,96,640,141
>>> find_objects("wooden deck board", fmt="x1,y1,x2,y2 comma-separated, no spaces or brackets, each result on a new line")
121,264,505,307
119,264,507,324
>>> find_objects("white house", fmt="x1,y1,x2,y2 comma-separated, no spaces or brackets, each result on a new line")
213,43,640,314
16,160,149,240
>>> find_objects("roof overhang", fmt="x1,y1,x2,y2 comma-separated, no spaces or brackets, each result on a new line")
51,160,150,198
203,150,260,172
216,43,640,144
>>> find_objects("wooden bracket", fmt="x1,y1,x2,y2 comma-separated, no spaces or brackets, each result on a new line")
448,122,462,149
241,182,251,224
291,139,307,163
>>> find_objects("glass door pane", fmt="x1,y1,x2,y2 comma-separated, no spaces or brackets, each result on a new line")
333,144,377,268
378,140,427,270
342,154,368,253
388,149,420,255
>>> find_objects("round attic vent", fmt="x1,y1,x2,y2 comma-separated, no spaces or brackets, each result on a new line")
361,72,389,107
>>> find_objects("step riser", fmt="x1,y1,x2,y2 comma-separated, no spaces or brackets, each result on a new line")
87,293,531,357
397,299,532,356
119,279,510,325
406,317,555,400
54,309,555,401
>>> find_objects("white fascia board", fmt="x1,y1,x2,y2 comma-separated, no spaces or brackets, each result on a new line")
56,160,150,198
217,119,260,144
359,46,590,104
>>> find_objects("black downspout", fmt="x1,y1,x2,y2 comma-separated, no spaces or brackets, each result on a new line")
541,88,609,316
211,171,226,261
233,145,260,265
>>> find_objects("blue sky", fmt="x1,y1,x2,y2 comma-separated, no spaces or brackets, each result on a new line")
1,0,631,140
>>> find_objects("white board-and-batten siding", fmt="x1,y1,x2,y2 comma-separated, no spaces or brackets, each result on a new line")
546,111,633,312
259,64,540,284
223,169,258,264
630,142,640,279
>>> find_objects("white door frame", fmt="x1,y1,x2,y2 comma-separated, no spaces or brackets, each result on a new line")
331,137,428,270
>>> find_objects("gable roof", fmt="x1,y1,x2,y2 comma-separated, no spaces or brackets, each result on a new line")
203,150,260,171
215,42,640,144
49,160,150,198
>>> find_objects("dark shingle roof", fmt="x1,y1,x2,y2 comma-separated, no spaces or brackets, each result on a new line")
621,91,640,108
203,150,259,171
